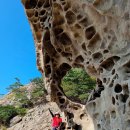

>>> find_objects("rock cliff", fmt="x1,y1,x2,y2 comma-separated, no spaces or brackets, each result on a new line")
21,0,130,130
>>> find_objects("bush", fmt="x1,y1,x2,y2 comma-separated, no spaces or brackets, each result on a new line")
6,78,32,107
0,106,18,126
62,68,96,104
0,105,27,126
14,87,33,108
30,77,47,104
6,77,47,108
16,107,27,116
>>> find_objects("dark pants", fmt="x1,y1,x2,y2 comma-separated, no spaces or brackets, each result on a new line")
52,127,58,130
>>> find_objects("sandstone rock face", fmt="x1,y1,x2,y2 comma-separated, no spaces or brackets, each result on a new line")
10,116,22,127
21,0,130,130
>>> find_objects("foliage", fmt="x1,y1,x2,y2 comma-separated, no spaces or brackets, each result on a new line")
5,70,95,105
30,77,47,103
14,87,33,108
61,68,96,104
1,77,46,126
6,77,46,108
6,78,23,92
30,77,45,90
16,107,27,116
0,105,26,126
0,105,18,126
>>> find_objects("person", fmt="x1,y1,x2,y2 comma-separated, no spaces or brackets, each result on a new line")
52,112,62,130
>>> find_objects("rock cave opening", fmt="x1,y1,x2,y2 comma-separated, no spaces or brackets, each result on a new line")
61,67,96,105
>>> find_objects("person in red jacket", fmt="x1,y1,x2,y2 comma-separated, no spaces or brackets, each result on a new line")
52,112,62,130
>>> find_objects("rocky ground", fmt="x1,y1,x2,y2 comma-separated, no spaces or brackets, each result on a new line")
8,102,61,130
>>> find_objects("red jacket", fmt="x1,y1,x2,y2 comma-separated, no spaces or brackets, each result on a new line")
52,117,62,127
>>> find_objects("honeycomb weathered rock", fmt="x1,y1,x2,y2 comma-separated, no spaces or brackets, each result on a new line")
21,0,130,129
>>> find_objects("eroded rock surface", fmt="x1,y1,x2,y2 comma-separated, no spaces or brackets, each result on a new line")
21,0,130,129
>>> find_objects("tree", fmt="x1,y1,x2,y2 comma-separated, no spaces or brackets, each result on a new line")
6,77,47,108
30,77,46,93
6,78,33,108
6,78,23,92
61,68,96,104
14,87,33,108
30,77,47,104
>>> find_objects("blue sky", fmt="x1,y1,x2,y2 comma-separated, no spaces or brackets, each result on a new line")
0,0,41,95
